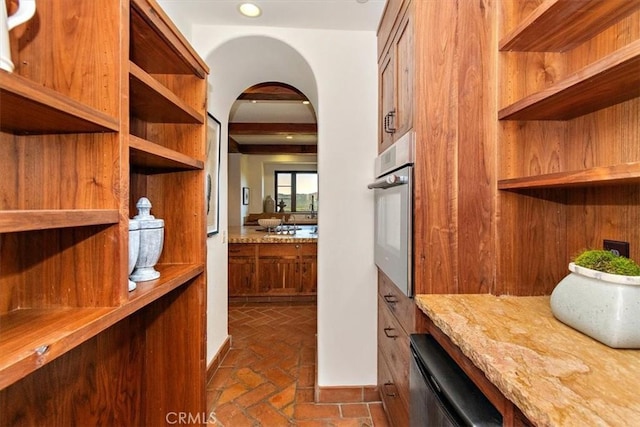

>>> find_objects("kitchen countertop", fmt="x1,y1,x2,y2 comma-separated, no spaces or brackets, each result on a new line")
414,294,640,427
228,225,318,243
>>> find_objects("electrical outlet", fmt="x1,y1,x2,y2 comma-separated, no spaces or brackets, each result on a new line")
603,239,629,258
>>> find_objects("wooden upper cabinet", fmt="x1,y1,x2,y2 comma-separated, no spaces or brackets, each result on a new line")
377,0,414,154
379,51,395,152
393,13,414,142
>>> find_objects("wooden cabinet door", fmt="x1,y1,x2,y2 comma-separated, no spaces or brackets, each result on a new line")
394,10,413,140
229,244,257,296
299,244,318,294
258,244,298,294
229,257,256,296
379,49,396,153
258,256,298,293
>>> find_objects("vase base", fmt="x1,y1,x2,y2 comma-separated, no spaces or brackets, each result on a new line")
130,267,160,282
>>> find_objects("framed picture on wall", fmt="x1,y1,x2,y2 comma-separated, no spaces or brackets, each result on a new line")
242,187,250,205
206,113,221,236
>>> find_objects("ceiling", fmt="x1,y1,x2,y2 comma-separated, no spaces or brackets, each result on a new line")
228,83,318,154
158,0,386,154
158,0,386,31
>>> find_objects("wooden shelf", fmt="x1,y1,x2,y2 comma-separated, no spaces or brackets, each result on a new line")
0,210,119,233
130,135,203,171
498,162,640,190
0,0,207,422
0,307,115,390
499,40,640,120
500,0,640,52
130,0,208,78
0,74,119,135
128,263,204,305
0,263,203,390
129,62,204,124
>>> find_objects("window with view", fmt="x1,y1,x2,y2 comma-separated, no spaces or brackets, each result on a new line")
275,171,318,213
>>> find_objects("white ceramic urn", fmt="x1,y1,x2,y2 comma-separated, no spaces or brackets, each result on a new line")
129,197,164,282
128,219,140,291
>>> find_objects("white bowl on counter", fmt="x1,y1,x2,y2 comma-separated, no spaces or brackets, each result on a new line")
258,218,281,229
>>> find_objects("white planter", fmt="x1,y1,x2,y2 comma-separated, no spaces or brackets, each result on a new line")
550,262,640,348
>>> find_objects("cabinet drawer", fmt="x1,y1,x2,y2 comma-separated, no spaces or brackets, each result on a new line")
378,347,409,427
259,244,297,257
229,243,256,257
378,270,415,334
378,296,410,404
298,243,317,256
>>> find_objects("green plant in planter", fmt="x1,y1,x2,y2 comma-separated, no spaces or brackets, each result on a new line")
574,249,640,276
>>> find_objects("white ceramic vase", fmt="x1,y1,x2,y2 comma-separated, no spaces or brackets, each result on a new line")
130,197,164,282
550,262,640,348
128,219,140,291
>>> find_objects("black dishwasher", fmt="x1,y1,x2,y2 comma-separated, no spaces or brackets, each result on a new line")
409,334,502,427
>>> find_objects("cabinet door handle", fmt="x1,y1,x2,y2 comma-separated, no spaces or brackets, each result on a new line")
383,327,398,339
383,294,398,305
383,382,398,397
384,109,396,134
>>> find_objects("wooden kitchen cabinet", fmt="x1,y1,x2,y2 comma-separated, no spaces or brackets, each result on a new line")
377,0,497,297
496,0,640,295
229,244,258,295
258,244,299,294
378,0,413,153
0,0,208,424
376,0,497,423
299,244,318,294
377,270,423,427
228,242,317,299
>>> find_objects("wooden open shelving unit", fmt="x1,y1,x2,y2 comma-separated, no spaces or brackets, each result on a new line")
499,0,640,52
0,0,209,424
496,0,640,296
498,40,640,120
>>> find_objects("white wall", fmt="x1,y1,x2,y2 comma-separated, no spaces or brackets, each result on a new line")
184,25,378,387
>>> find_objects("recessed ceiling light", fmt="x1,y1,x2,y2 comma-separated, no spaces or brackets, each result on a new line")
302,100,310,105
239,3,261,18
251,100,258,103
286,135,293,140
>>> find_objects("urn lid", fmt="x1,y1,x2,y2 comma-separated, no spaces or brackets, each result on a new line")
133,197,164,229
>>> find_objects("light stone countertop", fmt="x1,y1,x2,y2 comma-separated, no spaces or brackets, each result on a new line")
414,294,640,427
228,225,318,244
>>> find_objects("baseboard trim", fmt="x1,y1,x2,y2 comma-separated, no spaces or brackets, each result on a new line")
206,335,231,385
314,385,381,403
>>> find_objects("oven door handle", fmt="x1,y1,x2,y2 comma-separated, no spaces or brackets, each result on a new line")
367,174,408,189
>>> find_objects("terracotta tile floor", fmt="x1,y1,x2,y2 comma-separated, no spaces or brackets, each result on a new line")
207,303,390,426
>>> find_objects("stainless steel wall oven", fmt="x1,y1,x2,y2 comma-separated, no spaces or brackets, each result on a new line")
368,132,414,297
